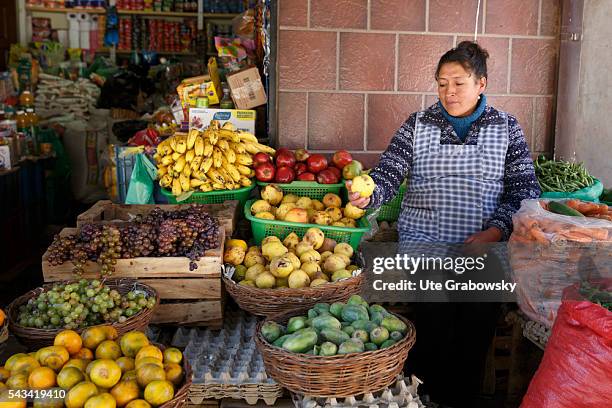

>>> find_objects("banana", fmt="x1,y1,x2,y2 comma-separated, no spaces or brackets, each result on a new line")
190,156,202,171
157,166,168,177
161,155,174,166
170,136,178,152
229,142,245,154
217,167,233,184
172,152,182,161
207,168,225,184
212,182,225,190
237,131,258,144
172,178,182,195
153,153,162,162
159,174,172,187
224,163,241,182
182,164,192,178
213,147,223,168
179,173,190,191
203,139,214,157
249,169,256,178
239,176,252,187
244,141,276,155
209,120,221,130
236,153,253,166
236,164,251,176
194,136,204,156
221,122,237,131
218,129,240,143
187,129,199,150
176,138,187,154
173,156,187,173
223,147,236,163
185,149,195,163
201,157,214,173
190,178,205,188
192,170,208,181
158,144,173,156
200,183,213,192
217,139,230,151
208,130,219,145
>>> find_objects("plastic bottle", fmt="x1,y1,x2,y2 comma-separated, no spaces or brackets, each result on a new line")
19,90,34,108
220,83,234,109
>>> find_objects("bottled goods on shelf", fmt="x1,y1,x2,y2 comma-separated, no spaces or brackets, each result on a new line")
118,16,196,53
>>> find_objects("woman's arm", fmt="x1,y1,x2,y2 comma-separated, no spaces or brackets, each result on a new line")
484,115,541,240
366,113,417,209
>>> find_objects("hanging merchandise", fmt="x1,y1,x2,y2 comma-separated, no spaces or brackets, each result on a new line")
104,5,119,47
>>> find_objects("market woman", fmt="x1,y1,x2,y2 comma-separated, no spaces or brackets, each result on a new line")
349,41,541,405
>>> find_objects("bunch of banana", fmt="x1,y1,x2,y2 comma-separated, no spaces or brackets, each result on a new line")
154,121,276,195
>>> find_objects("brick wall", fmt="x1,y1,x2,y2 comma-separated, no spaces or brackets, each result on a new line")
277,0,561,167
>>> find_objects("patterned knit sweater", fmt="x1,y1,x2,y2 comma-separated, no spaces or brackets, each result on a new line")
368,101,541,241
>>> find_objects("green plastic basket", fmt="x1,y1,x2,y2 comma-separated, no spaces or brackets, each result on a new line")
244,199,371,250
256,180,344,200
374,184,407,222
161,183,255,208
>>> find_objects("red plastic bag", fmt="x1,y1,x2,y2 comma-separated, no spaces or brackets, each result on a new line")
520,281,612,408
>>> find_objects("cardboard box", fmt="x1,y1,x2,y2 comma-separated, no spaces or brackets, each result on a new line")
226,66,267,110
0,145,12,170
189,108,256,134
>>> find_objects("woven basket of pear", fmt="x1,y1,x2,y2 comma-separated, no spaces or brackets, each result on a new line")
250,185,365,227
223,228,361,289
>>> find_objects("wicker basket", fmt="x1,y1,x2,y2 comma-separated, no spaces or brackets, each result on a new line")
0,320,7,345
223,268,364,318
7,278,159,350
157,342,193,408
255,311,416,397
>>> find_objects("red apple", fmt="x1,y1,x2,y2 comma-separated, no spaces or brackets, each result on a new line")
316,169,339,184
328,166,341,180
306,154,328,174
297,172,316,181
332,150,353,169
253,152,272,166
255,162,275,182
275,150,296,168
275,148,291,157
275,166,295,183
295,148,310,162
295,162,308,176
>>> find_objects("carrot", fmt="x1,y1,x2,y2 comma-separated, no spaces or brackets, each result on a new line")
566,227,609,241
529,227,550,244
560,231,593,242
565,199,582,211
583,203,609,216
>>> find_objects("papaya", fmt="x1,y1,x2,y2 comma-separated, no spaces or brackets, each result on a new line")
319,328,350,346
370,327,390,346
287,317,308,334
341,305,370,323
364,342,378,351
311,315,342,331
346,295,367,307
329,302,344,319
282,331,318,353
381,316,407,335
342,326,355,337
313,303,330,315
390,331,404,342
352,330,369,343
370,311,385,326
368,304,388,315
261,322,283,343
307,309,319,319
272,335,292,348
381,339,397,349
338,339,365,354
319,342,338,356
351,320,377,332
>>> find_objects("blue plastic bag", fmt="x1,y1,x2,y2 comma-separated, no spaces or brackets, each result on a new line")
126,153,157,204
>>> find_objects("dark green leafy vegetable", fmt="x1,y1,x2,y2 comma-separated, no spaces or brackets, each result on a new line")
579,281,612,311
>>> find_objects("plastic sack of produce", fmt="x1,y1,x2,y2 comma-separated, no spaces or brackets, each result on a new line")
509,199,612,327
125,153,157,204
520,281,612,408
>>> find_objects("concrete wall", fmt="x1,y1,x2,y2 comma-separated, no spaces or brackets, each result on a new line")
575,0,612,185
277,0,561,167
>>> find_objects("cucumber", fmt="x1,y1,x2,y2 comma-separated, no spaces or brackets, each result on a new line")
548,201,584,217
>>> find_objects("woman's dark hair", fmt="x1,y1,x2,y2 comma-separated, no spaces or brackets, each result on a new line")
435,41,489,80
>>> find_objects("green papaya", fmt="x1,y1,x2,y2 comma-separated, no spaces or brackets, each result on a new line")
351,319,377,332
364,342,378,351
370,311,384,326
390,331,404,342
311,315,342,331
353,329,369,343
347,294,365,306
319,341,338,356
370,326,390,346
342,326,356,337
341,304,370,323
329,302,345,319
380,339,397,349
313,303,330,314
307,309,319,319
381,316,407,335
261,321,283,343
273,334,292,347
287,316,308,333
319,328,350,345
282,330,318,353
368,304,388,315
338,339,365,354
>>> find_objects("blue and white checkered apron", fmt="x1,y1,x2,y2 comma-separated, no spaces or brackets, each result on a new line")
398,111,508,246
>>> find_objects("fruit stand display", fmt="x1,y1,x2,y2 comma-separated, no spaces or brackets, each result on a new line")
41,205,227,328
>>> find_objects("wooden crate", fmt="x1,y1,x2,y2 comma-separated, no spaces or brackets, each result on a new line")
76,200,239,237
42,227,225,327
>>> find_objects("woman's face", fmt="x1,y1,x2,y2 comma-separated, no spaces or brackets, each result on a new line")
437,62,487,117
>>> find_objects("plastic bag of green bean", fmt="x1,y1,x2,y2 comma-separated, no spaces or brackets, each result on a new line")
540,179,603,202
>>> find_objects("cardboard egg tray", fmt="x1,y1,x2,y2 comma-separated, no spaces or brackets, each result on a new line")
291,375,425,408
171,310,283,405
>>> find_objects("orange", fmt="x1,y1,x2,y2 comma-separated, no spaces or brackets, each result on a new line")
33,397,64,408
57,367,85,390
0,367,10,382
54,330,83,355
6,373,29,389
119,332,149,358
136,364,165,389
135,358,162,370
72,348,94,361
36,346,69,371
101,326,119,341
115,357,135,374
143,380,174,406
83,392,116,408
163,363,183,386
9,355,40,375
95,341,122,360
0,389,26,408
110,380,139,407
124,400,151,408
0,309,5,326
135,346,162,362
65,381,99,408
162,348,182,365
121,370,137,382
4,354,27,372
64,359,89,372
81,327,108,351
28,366,57,389
89,360,121,389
